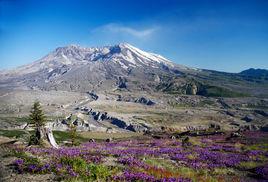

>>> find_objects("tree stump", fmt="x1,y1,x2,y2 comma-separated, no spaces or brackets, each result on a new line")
29,127,58,148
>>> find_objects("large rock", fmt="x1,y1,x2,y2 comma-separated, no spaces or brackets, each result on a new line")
135,97,155,106
46,121,69,131
126,123,148,132
117,77,127,89
239,124,260,131
181,125,209,131
73,119,83,127
242,114,255,122
261,124,268,132
111,118,128,129
209,123,221,130
87,91,99,100
186,83,198,95
13,123,28,130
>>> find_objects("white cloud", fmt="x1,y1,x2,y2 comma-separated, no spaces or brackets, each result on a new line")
92,23,158,38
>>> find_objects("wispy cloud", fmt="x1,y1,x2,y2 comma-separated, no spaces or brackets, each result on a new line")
91,23,158,38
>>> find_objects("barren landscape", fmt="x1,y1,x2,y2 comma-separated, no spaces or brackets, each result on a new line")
0,43,267,181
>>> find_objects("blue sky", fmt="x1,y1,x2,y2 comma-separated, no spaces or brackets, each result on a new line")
0,0,267,72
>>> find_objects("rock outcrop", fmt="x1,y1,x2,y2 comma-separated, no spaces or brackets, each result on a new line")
117,95,156,106
126,123,149,132
117,77,127,89
186,83,198,95
242,114,255,122
261,124,268,132
135,97,155,106
87,92,99,100
239,124,261,131
73,106,148,132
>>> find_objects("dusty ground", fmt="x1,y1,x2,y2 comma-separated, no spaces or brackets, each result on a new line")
0,90,267,134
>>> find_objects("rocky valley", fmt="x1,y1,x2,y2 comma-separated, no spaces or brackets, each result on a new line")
0,43,267,133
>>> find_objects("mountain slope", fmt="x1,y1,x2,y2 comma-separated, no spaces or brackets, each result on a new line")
0,43,190,92
240,68,268,80
1,43,267,97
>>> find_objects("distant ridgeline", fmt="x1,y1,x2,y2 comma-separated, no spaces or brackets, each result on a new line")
240,68,268,81
0,43,267,97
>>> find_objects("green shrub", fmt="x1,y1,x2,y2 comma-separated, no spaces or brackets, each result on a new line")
9,149,28,158
53,131,86,144
29,101,46,128
59,157,113,181
69,124,80,146
60,157,87,173
88,163,112,180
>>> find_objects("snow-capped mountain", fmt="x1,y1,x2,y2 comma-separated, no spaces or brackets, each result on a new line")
1,43,268,97
3,43,175,76
0,43,187,92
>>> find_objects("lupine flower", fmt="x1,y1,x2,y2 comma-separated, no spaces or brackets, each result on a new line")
256,164,268,180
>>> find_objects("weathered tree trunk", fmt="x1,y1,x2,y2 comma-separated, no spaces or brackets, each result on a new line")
33,127,58,148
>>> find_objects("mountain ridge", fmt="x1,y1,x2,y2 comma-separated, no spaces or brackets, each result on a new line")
240,68,268,78
1,43,176,76
1,43,266,74
0,43,267,97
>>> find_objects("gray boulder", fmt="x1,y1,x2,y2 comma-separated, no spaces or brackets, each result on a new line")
261,124,268,132
117,77,127,89
111,118,128,129
126,123,148,132
242,114,255,122
135,97,155,106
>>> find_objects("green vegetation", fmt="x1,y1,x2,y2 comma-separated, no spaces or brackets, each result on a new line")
28,101,48,146
156,82,188,95
0,129,28,138
198,99,216,106
144,158,227,182
157,78,250,97
29,101,46,128
197,85,249,97
60,157,116,181
87,163,114,181
60,157,88,173
69,124,80,146
8,131,268,182
245,143,268,151
53,130,86,143
80,131,142,140
0,116,29,127
10,149,41,166
0,128,139,143
239,161,262,170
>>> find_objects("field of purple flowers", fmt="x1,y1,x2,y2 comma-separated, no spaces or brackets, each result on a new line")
10,131,268,181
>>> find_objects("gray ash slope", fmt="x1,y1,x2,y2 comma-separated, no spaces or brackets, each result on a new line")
1,43,268,97
0,43,183,92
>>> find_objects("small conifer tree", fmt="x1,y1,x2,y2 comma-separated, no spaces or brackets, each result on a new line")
29,101,46,128
28,101,46,145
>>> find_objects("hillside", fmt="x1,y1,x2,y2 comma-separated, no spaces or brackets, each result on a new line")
1,43,268,98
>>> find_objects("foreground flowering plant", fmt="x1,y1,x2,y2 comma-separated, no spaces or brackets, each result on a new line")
11,131,268,181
